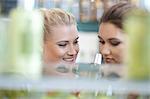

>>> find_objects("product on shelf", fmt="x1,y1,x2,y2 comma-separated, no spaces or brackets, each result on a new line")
0,8,43,79
124,9,150,80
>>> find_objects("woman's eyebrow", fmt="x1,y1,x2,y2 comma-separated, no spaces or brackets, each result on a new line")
98,35,103,40
108,38,120,41
98,35,101,39
57,41,69,43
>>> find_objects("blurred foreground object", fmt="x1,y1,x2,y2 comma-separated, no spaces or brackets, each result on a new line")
0,8,43,79
0,7,44,99
124,9,150,80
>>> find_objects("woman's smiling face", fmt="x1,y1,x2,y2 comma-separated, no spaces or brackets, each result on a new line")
43,25,79,65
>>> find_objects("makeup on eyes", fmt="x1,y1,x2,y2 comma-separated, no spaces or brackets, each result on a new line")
56,41,68,48
56,36,79,46
108,39,122,46
57,42,67,46
73,37,79,45
98,36,105,45
98,35,122,46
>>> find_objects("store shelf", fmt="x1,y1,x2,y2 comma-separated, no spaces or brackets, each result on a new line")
77,21,99,32
0,76,149,95
0,63,150,96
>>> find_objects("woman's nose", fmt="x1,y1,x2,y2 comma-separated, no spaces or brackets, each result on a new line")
100,44,111,55
68,45,77,55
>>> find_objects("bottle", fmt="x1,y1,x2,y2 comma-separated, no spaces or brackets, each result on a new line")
0,4,44,99
124,9,150,80
1,8,43,79
0,17,9,73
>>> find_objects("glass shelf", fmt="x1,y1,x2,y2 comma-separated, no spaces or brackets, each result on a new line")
0,76,149,95
0,63,150,96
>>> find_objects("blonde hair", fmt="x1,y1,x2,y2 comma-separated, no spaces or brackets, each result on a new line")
41,8,77,42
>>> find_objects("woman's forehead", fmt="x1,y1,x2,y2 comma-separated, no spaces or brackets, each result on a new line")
47,25,78,41
99,23,126,40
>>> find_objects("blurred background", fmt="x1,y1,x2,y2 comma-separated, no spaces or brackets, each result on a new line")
0,0,150,63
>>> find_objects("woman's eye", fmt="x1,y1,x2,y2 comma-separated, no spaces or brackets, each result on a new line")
58,43,67,47
74,40,79,45
111,41,121,46
99,40,105,44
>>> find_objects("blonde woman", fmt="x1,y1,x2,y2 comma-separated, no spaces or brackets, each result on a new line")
41,8,79,77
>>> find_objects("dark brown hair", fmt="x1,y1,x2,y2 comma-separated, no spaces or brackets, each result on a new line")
100,3,135,29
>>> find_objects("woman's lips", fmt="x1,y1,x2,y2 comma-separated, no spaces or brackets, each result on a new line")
104,58,114,63
63,57,76,63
